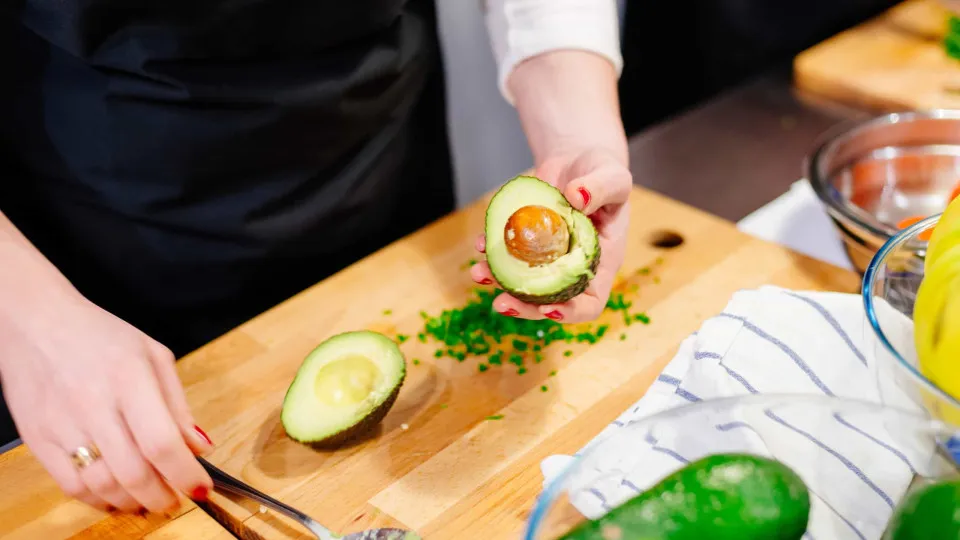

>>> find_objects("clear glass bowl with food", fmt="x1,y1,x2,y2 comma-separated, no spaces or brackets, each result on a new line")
863,213,960,428
525,394,960,540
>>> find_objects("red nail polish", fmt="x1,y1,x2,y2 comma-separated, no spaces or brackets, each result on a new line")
578,187,591,208
500,308,519,317
479,278,493,285
544,310,563,321
191,486,209,502
193,425,213,446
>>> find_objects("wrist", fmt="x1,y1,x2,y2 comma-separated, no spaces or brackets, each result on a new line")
509,50,628,166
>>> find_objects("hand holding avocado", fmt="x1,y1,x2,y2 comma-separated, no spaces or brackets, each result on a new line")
471,149,632,323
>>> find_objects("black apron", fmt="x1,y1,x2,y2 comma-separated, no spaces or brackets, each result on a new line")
0,0,454,444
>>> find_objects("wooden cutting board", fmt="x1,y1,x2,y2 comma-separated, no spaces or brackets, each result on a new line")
794,0,960,112
0,186,860,539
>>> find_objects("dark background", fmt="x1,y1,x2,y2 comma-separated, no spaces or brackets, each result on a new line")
618,0,900,136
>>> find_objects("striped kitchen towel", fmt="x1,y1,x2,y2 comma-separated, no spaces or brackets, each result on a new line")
540,286,953,540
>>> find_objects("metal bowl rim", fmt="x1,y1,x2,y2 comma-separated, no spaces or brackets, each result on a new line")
807,109,960,242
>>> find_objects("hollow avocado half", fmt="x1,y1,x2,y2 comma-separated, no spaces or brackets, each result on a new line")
484,175,600,305
280,330,406,448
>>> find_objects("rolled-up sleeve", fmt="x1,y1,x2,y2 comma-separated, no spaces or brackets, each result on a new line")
483,0,624,104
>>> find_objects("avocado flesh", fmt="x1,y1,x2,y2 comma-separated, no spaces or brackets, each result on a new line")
281,331,406,448
485,176,600,304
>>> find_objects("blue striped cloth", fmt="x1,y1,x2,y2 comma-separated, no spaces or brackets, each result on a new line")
540,286,951,540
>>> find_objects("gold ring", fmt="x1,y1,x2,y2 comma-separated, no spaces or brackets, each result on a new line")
70,444,102,470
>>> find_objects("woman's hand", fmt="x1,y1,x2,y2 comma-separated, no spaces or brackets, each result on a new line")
470,148,631,323
470,49,632,323
0,288,214,513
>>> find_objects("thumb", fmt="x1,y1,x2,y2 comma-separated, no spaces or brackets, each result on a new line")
148,342,214,456
564,164,632,215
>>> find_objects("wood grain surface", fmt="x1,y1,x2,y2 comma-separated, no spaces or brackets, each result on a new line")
794,0,960,112
0,186,859,539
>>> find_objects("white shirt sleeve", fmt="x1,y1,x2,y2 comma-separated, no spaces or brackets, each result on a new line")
483,0,624,105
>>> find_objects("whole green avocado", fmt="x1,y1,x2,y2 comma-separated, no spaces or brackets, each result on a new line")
559,453,811,540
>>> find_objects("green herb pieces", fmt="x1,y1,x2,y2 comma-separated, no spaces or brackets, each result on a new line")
396,334,409,343
541,385,548,392
478,363,489,373
512,339,529,351
412,359,421,366
486,414,504,421
517,367,528,375
383,309,393,315
947,16,960,61
563,350,573,357
417,332,427,343
620,333,627,341
489,351,503,365
508,353,524,367
549,370,557,376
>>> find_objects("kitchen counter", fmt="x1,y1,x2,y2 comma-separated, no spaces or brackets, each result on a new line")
629,65,870,222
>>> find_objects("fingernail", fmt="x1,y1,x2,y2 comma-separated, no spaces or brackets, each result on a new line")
578,187,591,208
500,308,519,317
190,486,209,502
193,425,213,446
544,310,564,321
479,278,493,285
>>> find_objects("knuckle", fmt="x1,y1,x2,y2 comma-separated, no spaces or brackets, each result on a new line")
117,462,155,490
59,478,88,499
141,435,179,464
86,471,120,494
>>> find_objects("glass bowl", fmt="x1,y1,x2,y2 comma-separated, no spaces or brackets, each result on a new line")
525,394,960,540
862,214,960,427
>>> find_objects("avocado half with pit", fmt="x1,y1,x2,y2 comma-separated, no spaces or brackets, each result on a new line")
484,175,600,304
280,330,406,448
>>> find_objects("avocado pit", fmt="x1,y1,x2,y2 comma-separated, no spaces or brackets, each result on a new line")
504,205,571,266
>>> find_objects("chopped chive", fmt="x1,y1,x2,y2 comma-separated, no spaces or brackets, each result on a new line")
396,334,409,343
541,385,548,392
412,359,420,365
486,414,504,420
563,350,572,357
637,267,651,275
489,351,503,365
549,370,557,376
417,332,427,343
534,353,544,363
518,367,528,375
655,257,664,265
440,403,449,409
653,276,661,284
634,313,651,324
512,339,529,351
620,333,627,341
478,363,489,372
383,309,393,315
533,344,542,352
434,350,443,358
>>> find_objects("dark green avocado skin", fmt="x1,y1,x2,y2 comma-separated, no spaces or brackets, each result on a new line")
285,378,405,450
883,480,960,540
502,243,601,305
558,453,811,540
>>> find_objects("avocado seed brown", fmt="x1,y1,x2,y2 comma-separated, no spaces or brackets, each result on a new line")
504,205,571,266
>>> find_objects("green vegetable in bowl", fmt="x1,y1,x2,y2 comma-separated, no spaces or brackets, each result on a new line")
558,453,811,540
884,479,960,539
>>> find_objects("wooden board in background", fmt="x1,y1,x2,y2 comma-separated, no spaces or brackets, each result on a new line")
0,187,860,539
794,0,960,112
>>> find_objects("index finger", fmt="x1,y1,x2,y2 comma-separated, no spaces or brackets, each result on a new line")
564,165,632,215
119,365,212,502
